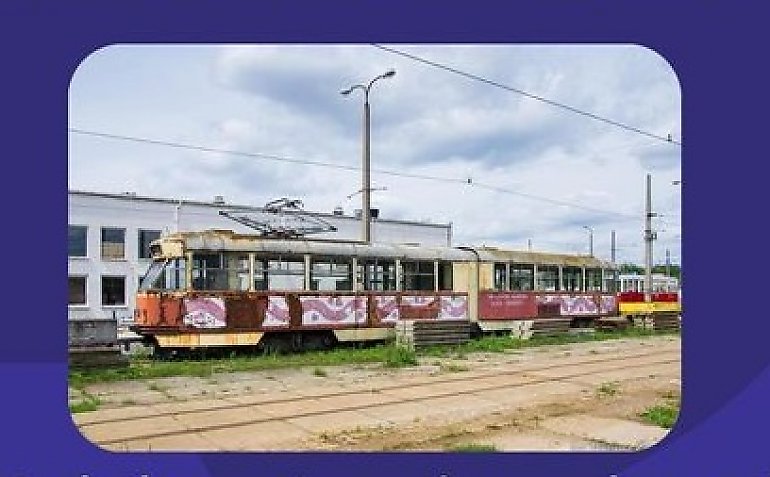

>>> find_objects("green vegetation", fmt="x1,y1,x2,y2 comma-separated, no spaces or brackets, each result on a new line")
641,392,680,428
440,363,470,373
69,327,677,387
383,346,418,368
312,367,328,377
596,381,620,397
69,391,101,414
640,403,678,428
447,443,498,452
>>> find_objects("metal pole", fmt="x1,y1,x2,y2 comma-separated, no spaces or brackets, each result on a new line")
589,229,594,257
611,229,616,264
362,97,371,243
644,173,654,302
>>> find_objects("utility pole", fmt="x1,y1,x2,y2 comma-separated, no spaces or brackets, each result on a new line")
341,70,396,244
665,248,671,277
644,173,656,302
611,229,616,264
527,238,532,251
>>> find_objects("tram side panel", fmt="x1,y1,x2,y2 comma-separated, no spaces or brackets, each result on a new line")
133,289,470,349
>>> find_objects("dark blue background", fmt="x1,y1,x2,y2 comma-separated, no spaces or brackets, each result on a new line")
1,1,767,475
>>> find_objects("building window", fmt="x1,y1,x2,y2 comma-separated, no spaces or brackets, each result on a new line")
101,227,125,260
138,229,161,259
102,276,126,306
68,225,87,257
68,276,87,306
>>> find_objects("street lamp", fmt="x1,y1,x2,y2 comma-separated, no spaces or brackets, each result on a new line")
341,69,396,244
582,225,594,257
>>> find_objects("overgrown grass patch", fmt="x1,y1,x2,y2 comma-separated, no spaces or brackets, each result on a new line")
640,403,679,428
69,328,677,386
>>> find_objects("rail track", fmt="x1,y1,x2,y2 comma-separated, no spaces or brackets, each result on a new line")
75,345,680,449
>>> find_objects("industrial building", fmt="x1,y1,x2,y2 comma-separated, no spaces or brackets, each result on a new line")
67,190,453,330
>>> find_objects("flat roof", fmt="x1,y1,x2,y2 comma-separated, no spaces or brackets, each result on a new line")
68,189,452,230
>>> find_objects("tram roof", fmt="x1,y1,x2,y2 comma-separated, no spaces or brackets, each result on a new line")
156,230,615,268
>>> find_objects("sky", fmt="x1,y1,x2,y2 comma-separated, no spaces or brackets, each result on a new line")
68,44,681,266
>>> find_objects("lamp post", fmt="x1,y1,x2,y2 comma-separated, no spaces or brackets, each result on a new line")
582,225,594,257
341,69,396,244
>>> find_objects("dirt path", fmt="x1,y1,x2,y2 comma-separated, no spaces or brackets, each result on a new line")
72,335,680,451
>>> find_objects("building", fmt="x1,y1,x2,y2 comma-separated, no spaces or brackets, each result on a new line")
618,273,679,293
67,190,453,330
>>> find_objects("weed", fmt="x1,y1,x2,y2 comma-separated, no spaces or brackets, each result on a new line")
120,398,137,406
383,346,418,368
69,392,101,414
597,381,620,397
641,403,679,428
447,443,498,452
312,368,328,377
440,363,470,373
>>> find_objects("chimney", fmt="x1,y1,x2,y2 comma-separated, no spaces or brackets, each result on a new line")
333,206,344,216
213,195,225,205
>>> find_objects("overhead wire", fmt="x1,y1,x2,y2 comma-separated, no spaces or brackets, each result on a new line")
69,127,638,219
371,44,682,147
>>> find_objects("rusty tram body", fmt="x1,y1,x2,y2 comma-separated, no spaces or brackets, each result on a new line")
132,230,621,353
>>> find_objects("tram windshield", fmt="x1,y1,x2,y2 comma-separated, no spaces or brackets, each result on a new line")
139,258,187,291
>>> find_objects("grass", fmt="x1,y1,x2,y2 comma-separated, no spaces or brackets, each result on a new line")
597,381,621,397
69,391,101,414
640,403,679,428
641,391,680,428
68,327,678,387
447,443,498,452
312,367,328,377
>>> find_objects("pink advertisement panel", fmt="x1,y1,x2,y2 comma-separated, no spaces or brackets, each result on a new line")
183,297,226,329
375,295,399,323
600,294,618,314
264,296,290,327
438,295,468,320
537,294,598,316
300,296,366,326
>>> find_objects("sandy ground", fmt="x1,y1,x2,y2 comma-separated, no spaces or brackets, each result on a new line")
71,335,680,452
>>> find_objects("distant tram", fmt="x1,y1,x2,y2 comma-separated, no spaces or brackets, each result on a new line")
132,230,621,354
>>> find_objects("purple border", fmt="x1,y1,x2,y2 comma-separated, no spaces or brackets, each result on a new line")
2,1,768,475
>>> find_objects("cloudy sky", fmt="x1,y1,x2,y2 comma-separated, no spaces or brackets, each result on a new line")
68,44,681,265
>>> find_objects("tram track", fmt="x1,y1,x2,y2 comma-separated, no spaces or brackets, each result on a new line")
77,347,680,447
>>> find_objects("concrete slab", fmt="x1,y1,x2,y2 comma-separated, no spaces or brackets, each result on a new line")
539,414,669,449
80,415,188,444
104,432,221,452
288,409,386,433
198,420,310,451
357,400,436,426
172,406,270,430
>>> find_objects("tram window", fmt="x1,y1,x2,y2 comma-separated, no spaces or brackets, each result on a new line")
266,256,305,291
604,270,619,292
357,259,396,291
253,259,267,291
402,261,435,291
438,262,453,291
140,258,187,291
586,269,603,291
191,253,248,291
537,266,559,291
562,267,583,292
311,257,353,291
493,263,507,291
510,264,534,291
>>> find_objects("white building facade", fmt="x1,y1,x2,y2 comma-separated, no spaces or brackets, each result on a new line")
618,273,679,293
67,190,453,328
